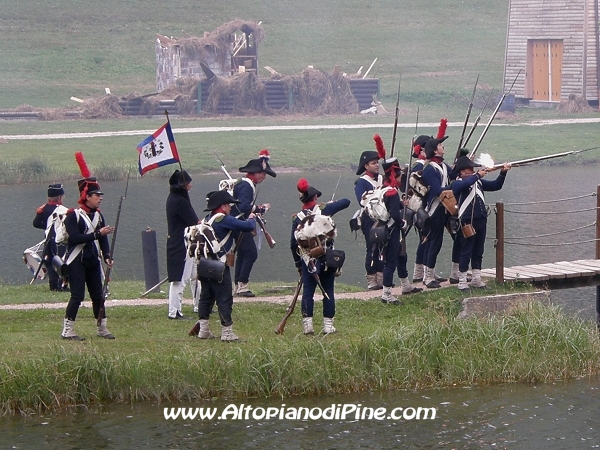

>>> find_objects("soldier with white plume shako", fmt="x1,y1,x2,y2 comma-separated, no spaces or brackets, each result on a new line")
231,149,276,297
61,152,115,341
290,178,350,335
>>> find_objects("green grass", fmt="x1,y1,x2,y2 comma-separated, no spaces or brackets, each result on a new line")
0,0,508,108
1,289,598,415
1,119,599,184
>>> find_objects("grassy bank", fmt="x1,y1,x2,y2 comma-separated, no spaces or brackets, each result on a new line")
1,281,599,416
1,0,507,108
1,118,599,185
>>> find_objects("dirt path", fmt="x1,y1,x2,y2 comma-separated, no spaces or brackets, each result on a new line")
2,118,599,141
0,282,457,310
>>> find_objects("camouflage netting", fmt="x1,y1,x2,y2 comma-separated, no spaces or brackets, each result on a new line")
557,94,594,113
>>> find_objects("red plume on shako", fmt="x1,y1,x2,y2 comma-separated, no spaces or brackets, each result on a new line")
373,134,386,160
74,151,102,205
297,178,309,194
436,118,448,139
75,151,91,179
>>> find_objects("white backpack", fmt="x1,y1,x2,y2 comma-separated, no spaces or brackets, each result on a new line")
360,186,394,223
185,213,232,262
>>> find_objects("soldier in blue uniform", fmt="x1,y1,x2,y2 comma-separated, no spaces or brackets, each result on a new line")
353,150,384,290
421,136,451,288
232,149,276,297
291,178,350,335
196,190,256,342
32,183,69,291
451,156,510,291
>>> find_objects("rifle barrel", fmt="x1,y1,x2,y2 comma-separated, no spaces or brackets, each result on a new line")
456,74,479,161
389,76,401,157
469,70,521,159
491,147,600,169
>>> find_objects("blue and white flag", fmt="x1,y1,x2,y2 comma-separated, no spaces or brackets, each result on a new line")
137,122,180,175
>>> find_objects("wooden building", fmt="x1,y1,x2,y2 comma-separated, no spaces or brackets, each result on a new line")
504,0,600,105
155,21,264,92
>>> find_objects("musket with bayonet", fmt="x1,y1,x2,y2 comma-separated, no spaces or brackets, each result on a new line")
99,169,130,326
462,95,490,149
330,173,342,202
455,74,479,163
214,153,276,248
400,107,419,255
482,146,600,171
389,76,401,158
468,69,522,159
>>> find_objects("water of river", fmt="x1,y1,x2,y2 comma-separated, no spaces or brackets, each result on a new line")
1,378,598,449
1,164,599,447
2,164,598,316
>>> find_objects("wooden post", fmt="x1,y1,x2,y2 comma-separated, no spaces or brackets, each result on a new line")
197,81,202,114
495,202,504,284
596,185,599,328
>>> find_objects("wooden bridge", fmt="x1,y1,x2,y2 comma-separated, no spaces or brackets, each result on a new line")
481,259,600,289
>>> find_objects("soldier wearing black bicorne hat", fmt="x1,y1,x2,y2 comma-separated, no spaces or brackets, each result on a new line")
451,155,511,291
448,147,472,284
353,148,384,291
420,119,452,289
409,134,433,283
33,183,69,292
230,149,276,298
166,169,199,320
194,190,257,342
61,153,115,341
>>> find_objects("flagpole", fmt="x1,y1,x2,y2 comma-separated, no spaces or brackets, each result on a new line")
164,109,184,171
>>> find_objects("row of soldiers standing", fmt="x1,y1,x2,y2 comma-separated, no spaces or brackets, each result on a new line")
354,121,510,304
34,128,509,341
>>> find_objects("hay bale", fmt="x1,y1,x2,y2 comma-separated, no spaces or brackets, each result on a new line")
557,94,593,113
80,94,123,119
204,72,270,114
283,68,358,115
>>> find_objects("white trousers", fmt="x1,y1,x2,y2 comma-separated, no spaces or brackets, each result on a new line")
168,257,200,317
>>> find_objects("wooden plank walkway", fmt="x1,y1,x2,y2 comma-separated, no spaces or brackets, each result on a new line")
480,259,600,289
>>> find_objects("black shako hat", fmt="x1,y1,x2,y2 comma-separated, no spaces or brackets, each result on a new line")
169,169,192,188
424,136,449,159
412,134,432,157
454,156,478,173
356,150,379,175
239,149,277,177
297,178,322,203
77,177,103,196
381,157,401,174
205,190,240,211
47,183,64,197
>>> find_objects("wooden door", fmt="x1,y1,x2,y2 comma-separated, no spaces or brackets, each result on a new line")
527,39,563,101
